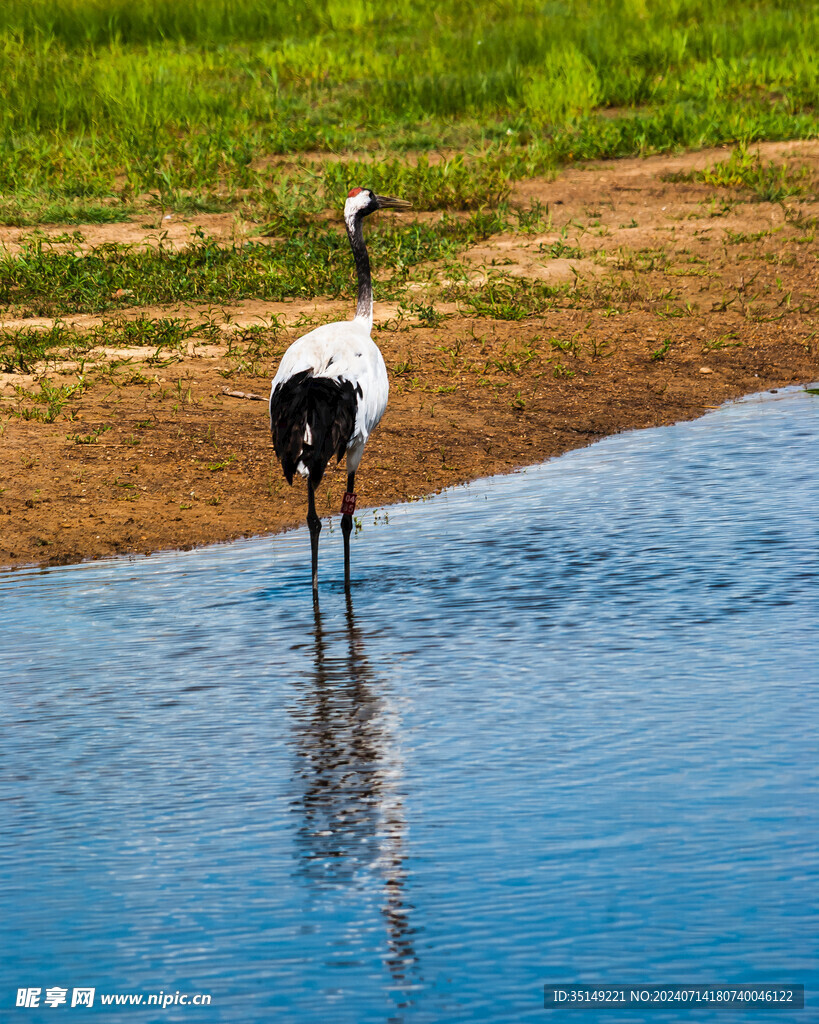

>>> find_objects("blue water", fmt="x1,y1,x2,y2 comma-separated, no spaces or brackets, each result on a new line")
1,388,818,1023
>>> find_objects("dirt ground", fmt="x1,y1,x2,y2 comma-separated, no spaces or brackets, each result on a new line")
1,141,817,570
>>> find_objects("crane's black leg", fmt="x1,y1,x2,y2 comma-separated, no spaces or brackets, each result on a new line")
307,479,321,595
340,471,356,592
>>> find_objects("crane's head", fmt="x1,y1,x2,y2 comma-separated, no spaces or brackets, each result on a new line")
344,187,411,228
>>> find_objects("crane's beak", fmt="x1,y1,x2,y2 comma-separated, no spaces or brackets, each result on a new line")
374,194,412,211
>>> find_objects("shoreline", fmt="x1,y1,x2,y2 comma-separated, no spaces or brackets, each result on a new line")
1,380,808,576
2,361,815,574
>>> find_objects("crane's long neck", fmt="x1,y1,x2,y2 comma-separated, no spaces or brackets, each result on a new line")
345,210,373,332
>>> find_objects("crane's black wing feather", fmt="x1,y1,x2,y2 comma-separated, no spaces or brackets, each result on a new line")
270,370,358,486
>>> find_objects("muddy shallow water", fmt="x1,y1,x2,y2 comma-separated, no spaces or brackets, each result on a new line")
1,388,817,1022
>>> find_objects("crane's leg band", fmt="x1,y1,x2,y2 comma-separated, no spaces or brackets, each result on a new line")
341,492,357,515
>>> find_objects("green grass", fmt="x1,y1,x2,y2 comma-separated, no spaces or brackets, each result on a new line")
0,320,84,371
14,378,87,421
451,275,572,320
0,0,815,226
0,213,504,315
663,144,817,201
0,314,226,370
0,197,135,227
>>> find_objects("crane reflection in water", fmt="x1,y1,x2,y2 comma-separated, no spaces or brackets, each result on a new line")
288,595,420,1002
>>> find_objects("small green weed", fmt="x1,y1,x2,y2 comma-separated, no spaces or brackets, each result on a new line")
703,332,741,352
406,301,447,327
68,424,112,444
540,239,584,260
651,338,672,361
552,362,575,378
393,357,416,376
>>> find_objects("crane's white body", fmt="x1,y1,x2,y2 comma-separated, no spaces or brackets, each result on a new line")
269,316,389,475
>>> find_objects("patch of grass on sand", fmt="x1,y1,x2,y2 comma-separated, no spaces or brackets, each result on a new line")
0,213,507,315
663,144,817,202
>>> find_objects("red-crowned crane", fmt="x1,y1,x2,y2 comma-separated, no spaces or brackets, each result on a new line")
269,187,411,596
